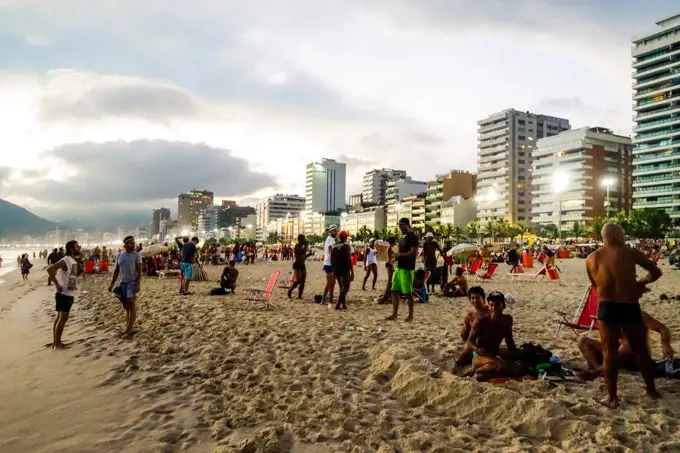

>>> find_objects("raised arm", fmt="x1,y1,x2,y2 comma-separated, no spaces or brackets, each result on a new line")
634,249,663,285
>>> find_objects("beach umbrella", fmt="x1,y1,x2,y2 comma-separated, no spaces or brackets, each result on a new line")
447,243,477,256
139,244,167,256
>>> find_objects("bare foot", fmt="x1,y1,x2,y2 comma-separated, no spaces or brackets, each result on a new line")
385,314,397,321
598,397,619,409
53,343,69,350
287,289,293,299
647,388,661,400
579,370,601,381
404,316,414,323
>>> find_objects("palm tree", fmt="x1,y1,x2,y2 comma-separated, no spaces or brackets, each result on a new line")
483,221,497,243
514,220,531,245
438,223,455,242
466,221,480,244
451,225,465,243
541,224,559,240
571,221,583,241
494,218,510,243
587,216,607,240
266,232,282,244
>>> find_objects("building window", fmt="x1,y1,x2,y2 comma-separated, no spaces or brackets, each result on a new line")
518,135,526,140
519,152,525,156
518,160,525,164
518,119,526,125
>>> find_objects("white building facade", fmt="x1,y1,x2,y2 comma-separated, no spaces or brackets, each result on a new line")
305,158,346,214
385,177,427,206
440,196,477,228
477,109,570,224
632,14,680,220
362,168,407,206
255,194,305,242
340,207,386,236
197,205,218,234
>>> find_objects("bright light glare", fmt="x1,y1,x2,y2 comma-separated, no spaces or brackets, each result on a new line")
553,171,569,193
601,177,615,187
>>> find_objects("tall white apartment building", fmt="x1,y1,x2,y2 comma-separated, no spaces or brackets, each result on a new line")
197,205,218,233
255,194,305,241
305,158,346,214
362,168,407,206
477,109,570,224
385,177,427,206
632,14,680,219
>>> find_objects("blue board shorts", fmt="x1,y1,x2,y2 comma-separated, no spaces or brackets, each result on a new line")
114,281,137,300
181,262,193,280
323,265,332,274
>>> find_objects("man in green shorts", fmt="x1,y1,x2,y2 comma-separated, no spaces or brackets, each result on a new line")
387,217,420,322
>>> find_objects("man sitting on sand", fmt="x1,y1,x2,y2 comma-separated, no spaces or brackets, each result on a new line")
467,291,525,381
454,286,488,368
578,312,674,379
586,223,662,408
220,260,239,293
443,267,468,298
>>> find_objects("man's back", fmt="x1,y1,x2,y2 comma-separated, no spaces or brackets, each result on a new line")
586,245,656,303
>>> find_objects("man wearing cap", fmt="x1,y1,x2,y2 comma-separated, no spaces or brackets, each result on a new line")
422,232,442,294
109,235,142,336
322,226,338,305
387,218,420,322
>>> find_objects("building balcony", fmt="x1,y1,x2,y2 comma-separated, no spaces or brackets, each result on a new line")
634,115,680,132
634,150,680,164
633,162,680,176
479,127,508,140
633,47,680,68
634,57,680,79
632,185,680,197
634,139,680,153
478,120,508,133
479,161,507,172
634,93,680,111
635,104,680,121
478,153,508,165
635,128,680,143
633,172,680,186
479,144,509,157
633,68,680,90
634,78,680,100
632,197,680,209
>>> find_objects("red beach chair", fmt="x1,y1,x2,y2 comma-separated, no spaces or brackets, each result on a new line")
556,285,599,334
467,259,482,276
85,260,96,274
278,272,297,289
475,263,498,281
243,269,280,309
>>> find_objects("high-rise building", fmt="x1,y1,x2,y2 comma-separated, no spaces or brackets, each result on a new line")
385,177,427,206
221,200,237,208
255,194,305,241
177,189,214,229
632,15,680,220
218,205,256,228
150,207,171,236
362,168,407,206
477,109,570,224
531,127,633,230
348,194,363,208
340,206,386,236
305,158,346,214
197,205,219,233
425,170,477,229
386,194,426,230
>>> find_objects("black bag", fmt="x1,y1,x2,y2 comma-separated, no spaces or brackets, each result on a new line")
518,342,553,367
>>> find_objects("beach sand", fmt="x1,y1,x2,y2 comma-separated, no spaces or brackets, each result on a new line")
1,257,680,452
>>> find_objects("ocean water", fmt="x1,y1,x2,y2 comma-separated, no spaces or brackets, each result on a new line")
0,248,39,282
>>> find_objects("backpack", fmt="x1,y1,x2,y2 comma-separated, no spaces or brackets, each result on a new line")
518,342,553,367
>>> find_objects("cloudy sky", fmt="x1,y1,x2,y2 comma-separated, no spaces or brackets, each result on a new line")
0,0,677,224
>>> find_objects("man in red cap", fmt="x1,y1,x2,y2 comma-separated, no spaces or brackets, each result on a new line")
330,230,354,310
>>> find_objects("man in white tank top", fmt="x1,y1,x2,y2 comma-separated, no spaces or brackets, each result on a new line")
362,239,378,291
46,240,81,349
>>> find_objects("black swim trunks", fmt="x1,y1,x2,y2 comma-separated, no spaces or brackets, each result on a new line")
598,301,643,324
55,292,74,313
292,262,306,272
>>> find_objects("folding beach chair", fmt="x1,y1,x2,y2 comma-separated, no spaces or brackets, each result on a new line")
466,259,482,276
413,271,430,303
546,266,560,282
278,271,297,289
475,263,498,281
243,269,280,309
556,285,598,334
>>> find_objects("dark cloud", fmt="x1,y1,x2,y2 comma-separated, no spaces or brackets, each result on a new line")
6,140,276,209
40,83,200,123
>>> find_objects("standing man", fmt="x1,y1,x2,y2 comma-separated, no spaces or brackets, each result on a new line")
176,236,199,295
46,240,80,349
46,248,59,286
331,231,354,310
586,223,662,408
422,232,441,294
322,226,338,306
387,218,419,322
108,236,142,336
288,234,311,299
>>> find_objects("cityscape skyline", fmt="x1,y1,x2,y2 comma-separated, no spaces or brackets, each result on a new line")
1,3,678,224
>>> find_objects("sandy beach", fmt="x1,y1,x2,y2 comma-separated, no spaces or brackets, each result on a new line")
1,257,680,452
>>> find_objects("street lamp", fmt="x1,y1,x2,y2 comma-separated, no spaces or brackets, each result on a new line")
394,203,403,228
553,171,570,240
602,177,615,217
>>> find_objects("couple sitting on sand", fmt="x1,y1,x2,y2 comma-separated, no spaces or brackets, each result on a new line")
453,286,526,381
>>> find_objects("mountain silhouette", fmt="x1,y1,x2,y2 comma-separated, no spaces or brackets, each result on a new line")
0,199,55,239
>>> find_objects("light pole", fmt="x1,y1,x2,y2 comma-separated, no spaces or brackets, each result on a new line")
602,177,615,217
553,171,569,240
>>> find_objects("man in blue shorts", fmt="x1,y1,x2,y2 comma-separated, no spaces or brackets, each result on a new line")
109,235,142,336
322,226,338,305
387,218,419,322
176,236,199,295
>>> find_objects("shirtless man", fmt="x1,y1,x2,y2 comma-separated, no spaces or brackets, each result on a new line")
288,234,311,299
578,311,674,379
467,291,522,381
422,232,441,294
443,267,468,298
454,286,488,367
330,231,354,310
220,260,239,293
586,223,662,408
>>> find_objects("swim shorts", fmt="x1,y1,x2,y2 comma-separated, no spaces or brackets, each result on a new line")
391,268,415,295
323,265,332,274
180,262,193,280
55,292,74,313
115,282,137,299
598,301,643,324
